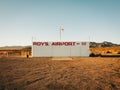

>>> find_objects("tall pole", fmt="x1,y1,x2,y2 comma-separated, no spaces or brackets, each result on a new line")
60,26,61,40
32,36,33,44
89,36,90,42
32,36,33,57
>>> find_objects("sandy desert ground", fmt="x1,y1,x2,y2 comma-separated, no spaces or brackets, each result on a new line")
0,57,120,90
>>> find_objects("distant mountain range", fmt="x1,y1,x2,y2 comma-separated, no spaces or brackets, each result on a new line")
0,41,119,50
0,46,31,50
90,41,120,48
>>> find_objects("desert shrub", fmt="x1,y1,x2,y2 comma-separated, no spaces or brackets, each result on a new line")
89,53,101,57
95,53,101,57
106,51,111,54
98,53,101,57
117,51,120,54
89,53,96,57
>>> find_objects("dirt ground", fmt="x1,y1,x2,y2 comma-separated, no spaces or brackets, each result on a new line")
0,57,120,90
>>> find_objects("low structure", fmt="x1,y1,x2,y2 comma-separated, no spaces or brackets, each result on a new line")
32,41,89,57
0,46,31,57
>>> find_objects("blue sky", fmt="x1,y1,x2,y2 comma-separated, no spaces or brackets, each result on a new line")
0,0,120,46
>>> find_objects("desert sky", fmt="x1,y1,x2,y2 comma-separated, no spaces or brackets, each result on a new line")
0,0,120,46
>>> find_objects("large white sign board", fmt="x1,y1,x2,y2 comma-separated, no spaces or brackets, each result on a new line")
32,42,89,57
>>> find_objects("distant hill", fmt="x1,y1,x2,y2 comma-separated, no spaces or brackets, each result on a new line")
90,41,119,48
0,46,31,50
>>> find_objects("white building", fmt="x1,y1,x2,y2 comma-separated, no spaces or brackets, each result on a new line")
32,41,89,57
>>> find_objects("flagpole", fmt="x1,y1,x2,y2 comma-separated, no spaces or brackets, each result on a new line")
32,36,33,43
89,36,90,42
60,26,61,40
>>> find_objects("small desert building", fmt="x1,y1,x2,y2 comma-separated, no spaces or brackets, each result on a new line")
0,46,31,57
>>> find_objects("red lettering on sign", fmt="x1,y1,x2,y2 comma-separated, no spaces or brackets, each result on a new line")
52,42,56,46
33,42,49,46
33,42,37,45
43,42,48,46
82,42,86,46
33,42,82,46
51,42,76,46
73,42,76,46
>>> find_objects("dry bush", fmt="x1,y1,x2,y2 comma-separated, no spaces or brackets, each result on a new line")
117,51,120,54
